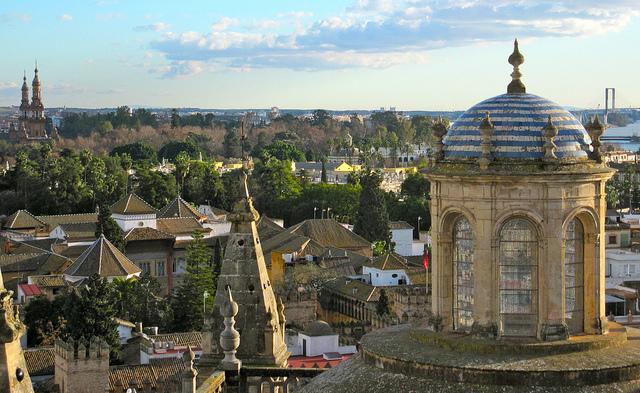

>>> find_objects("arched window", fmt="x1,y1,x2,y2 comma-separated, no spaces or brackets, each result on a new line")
453,216,474,331
565,218,584,334
499,218,538,337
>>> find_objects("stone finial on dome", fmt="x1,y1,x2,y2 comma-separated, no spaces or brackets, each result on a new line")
586,115,605,162
478,112,494,170
542,116,558,161
433,117,448,161
507,39,526,94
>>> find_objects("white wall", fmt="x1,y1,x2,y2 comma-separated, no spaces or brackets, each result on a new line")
112,213,157,231
298,333,339,357
392,228,414,256
363,266,410,286
203,221,231,237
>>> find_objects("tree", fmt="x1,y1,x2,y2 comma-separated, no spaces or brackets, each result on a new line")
158,140,200,162
321,159,328,183
252,157,302,223
170,108,181,129
223,129,241,158
97,120,114,135
95,203,125,251
213,237,224,277
63,274,120,356
171,232,216,331
260,141,305,162
110,142,157,163
135,169,178,209
311,109,331,126
401,172,430,199
24,296,66,346
354,170,391,245
110,275,171,330
376,288,391,316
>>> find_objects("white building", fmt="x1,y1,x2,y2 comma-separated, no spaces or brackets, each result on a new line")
606,249,640,282
286,321,356,357
362,253,412,286
390,221,425,256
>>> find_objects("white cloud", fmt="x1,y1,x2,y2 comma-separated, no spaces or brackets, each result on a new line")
134,22,169,32
149,0,640,74
160,60,205,78
0,82,18,93
211,17,239,32
0,13,32,24
58,14,73,22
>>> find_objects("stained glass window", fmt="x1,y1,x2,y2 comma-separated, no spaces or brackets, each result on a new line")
499,218,538,337
453,217,474,331
565,218,584,334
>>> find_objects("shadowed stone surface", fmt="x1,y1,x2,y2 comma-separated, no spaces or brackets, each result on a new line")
300,325,640,392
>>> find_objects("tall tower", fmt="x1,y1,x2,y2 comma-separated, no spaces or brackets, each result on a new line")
30,63,44,120
0,268,35,393
19,72,29,119
201,173,289,370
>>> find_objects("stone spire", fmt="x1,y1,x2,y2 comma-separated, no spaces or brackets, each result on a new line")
201,173,290,368
30,62,44,118
478,112,493,170
0,267,35,393
20,72,29,118
507,39,526,94
542,116,558,161
586,115,605,162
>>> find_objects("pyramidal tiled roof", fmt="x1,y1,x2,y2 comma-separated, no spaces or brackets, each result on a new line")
4,209,46,229
111,193,157,215
366,252,409,271
65,235,141,277
158,196,205,220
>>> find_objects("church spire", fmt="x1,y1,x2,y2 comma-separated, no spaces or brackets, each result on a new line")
20,71,29,117
507,39,526,94
30,61,44,119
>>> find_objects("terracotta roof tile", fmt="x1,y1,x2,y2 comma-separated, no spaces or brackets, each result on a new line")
124,227,175,242
37,213,98,228
65,235,141,278
287,219,371,252
158,197,205,220
111,193,157,215
150,331,202,347
108,358,186,391
156,217,209,235
4,210,46,229
24,347,55,377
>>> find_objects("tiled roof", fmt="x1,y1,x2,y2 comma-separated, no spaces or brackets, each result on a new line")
4,210,46,229
323,278,379,303
257,215,285,241
0,253,71,275
158,197,205,220
24,347,55,377
18,283,42,296
37,212,98,228
109,358,186,391
65,235,141,277
390,221,414,230
287,219,371,252
29,274,66,288
56,222,97,240
365,253,409,271
111,193,157,215
124,227,175,242
156,217,210,235
150,331,202,347
443,93,591,160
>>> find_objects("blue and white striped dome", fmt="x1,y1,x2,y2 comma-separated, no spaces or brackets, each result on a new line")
443,93,591,160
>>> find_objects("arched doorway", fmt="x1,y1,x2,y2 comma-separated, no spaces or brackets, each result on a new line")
499,218,538,337
565,218,584,334
453,216,474,331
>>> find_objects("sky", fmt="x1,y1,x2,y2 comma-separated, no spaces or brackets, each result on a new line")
0,0,639,110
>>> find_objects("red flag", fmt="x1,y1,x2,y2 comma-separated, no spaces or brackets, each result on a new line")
423,248,430,270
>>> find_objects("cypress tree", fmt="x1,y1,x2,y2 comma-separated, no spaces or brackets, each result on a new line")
376,288,391,316
353,170,391,246
321,159,328,183
95,203,125,251
171,231,216,331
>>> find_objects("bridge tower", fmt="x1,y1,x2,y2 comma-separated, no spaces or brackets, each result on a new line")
605,87,615,125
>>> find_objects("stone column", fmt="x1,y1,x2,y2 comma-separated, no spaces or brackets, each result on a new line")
539,192,569,341
471,214,498,339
